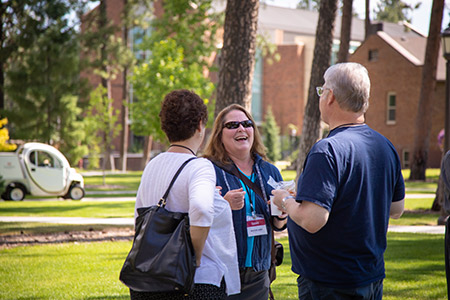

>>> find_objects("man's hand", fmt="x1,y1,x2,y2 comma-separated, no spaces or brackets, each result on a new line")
272,189,290,211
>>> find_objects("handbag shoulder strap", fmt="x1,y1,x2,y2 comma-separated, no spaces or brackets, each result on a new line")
158,157,197,207
210,159,264,201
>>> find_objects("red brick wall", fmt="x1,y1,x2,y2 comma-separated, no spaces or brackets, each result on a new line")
350,34,445,168
263,44,305,135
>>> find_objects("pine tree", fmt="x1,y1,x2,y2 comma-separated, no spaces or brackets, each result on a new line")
295,0,338,181
215,0,259,114
263,107,281,163
4,2,87,164
374,0,421,23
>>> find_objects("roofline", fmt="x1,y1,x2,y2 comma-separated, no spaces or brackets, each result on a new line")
376,31,422,66
403,20,428,38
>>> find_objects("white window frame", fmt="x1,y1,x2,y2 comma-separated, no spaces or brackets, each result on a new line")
402,149,410,169
386,92,396,125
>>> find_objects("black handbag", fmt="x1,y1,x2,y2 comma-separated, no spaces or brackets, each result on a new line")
120,157,197,293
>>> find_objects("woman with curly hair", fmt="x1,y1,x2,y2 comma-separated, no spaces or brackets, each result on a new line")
131,90,240,300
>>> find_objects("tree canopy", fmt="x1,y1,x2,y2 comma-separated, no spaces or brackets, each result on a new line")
374,0,421,23
130,38,214,143
4,1,88,164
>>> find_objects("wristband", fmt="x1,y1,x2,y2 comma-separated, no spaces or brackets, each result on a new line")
275,215,288,220
281,195,294,211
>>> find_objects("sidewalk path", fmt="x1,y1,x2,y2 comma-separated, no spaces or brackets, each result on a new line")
0,216,444,234
1,192,443,234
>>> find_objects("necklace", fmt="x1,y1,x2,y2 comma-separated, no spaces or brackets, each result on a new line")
169,144,196,156
331,122,365,130
328,122,365,137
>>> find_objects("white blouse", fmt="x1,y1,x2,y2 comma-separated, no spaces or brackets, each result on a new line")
135,152,240,295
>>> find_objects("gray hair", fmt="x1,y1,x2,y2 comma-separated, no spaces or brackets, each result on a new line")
324,62,370,113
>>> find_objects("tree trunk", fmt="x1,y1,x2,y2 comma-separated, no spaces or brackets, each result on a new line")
0,6,5,112
119,0,129,173
295,0,338,181
141,135,153,169
99,0,114,175
337,0,353,63
409,0,444,180
119,75,129,172
433,159,444,212
0,63,4,113
365,0,371,39
215,0,259,116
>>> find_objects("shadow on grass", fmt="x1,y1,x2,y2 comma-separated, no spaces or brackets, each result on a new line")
0,222,133,235
85,296,129,300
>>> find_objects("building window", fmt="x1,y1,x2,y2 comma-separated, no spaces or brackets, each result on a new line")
387,93,396,124
330,40,361,65
251,49,263,124
368,49,378,62
131,27,151,61
330,40,339,65
402,149,410,169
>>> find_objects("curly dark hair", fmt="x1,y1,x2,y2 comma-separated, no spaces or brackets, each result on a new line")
159,89,208,142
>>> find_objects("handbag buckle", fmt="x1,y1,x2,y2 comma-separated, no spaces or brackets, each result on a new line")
157,198,166,207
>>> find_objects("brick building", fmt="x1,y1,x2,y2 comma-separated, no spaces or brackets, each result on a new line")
349,28,446,168
85,2,444,169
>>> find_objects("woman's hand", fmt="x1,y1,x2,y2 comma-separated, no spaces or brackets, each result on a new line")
223,188,246,210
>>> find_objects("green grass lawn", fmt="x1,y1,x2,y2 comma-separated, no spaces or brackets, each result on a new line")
0,169,446,299
0,199,135,218
81,168,440,194
0,233,445,300
83,171,142,191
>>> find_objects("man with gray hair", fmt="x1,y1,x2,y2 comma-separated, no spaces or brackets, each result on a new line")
273,62,405,300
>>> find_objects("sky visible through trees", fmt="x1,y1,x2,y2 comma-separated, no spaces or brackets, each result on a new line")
267,0,450,35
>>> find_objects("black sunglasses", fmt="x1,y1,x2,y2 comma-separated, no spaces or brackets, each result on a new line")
223,120,254,129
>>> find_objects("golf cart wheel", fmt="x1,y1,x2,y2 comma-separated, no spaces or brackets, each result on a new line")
6,185,25,201
68,184,85,200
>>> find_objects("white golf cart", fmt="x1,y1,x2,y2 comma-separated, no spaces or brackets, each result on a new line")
0,142,85,201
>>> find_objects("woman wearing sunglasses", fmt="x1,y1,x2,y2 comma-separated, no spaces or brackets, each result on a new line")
203,104,287,300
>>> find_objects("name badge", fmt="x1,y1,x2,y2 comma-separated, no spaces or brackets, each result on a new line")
246,214,268,237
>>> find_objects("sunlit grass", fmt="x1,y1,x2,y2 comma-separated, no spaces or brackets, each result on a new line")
0,241,131,300
83,171,143,191
0,168,446,299
0,200,135,218
1,233,444,300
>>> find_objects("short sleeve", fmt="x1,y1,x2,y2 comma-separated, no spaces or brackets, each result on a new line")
188,158,216,227
392,170,405,202
297,152,337,212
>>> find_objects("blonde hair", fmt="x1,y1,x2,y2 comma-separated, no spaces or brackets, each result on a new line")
203,104,267,164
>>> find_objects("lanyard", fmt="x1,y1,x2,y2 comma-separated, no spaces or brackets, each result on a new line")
240,173,256,216
233,163,269,217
